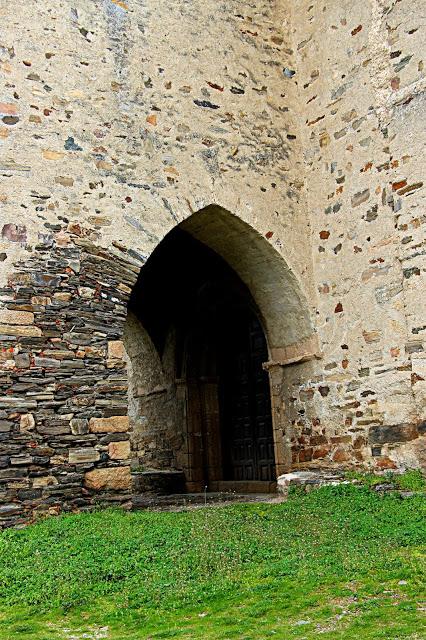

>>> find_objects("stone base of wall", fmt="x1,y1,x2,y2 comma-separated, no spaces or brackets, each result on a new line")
277,470,347,496
132,470,185,495
0,235,140,529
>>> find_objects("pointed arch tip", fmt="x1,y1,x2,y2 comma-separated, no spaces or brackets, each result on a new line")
177,204,315,352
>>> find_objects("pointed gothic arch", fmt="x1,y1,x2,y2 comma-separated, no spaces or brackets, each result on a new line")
124,205,317,491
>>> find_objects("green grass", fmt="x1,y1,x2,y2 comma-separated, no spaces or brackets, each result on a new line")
0,483,425,639
346,469,426,492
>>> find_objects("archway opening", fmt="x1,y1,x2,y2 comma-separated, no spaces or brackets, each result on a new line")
127,227,276,491
124,206,316,493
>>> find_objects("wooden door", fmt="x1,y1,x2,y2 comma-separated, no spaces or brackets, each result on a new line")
221,316,275,481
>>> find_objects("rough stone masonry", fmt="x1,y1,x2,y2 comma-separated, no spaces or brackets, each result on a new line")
0,0,425,526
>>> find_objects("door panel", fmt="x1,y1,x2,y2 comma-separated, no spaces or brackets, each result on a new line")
221,316,275,481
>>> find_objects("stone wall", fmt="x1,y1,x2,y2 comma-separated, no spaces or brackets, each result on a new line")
0,237,138,526
123,313,183,471
0,0,424,525
285,0,426,470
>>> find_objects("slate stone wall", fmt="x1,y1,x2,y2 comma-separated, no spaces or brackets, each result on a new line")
0,235,138,526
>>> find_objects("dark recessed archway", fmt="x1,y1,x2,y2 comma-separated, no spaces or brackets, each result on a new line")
128,228,276,488
124,206,316,490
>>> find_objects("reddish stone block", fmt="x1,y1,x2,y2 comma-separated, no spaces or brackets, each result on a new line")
299,447,313,462
332,448,350,463
313,446,331,460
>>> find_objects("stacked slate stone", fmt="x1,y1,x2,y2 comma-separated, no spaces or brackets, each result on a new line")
0,236,139,527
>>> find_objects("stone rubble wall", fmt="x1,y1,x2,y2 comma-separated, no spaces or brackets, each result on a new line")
0,0,424,526
0,236,138,526
285,0,426,470
0,0,314,526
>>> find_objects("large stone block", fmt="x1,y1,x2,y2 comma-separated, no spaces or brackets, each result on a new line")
84,466,131,490
368,424,418,444
0,310,34,325
0,504,22,516
0,397,37,409
0,325,41,337
20,413,35,431
108,340,126,360
33,357,60,368
14,353,30,368
89,416,129,433
277,470,345,495
69,448,100,464
32,475,58,488
108,440,130,460
70,418,89,435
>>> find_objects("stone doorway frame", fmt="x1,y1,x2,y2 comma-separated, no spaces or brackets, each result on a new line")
125,205,319,490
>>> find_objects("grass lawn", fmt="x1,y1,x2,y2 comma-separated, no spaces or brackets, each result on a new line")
0,478,425,639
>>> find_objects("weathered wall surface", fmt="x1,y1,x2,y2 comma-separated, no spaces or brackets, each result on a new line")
123,314,183,471
0,0,315,525
0,0,424,525
286,0,426,470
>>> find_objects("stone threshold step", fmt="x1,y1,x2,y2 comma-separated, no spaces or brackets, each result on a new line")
208,480,277,494
131,492,283,511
